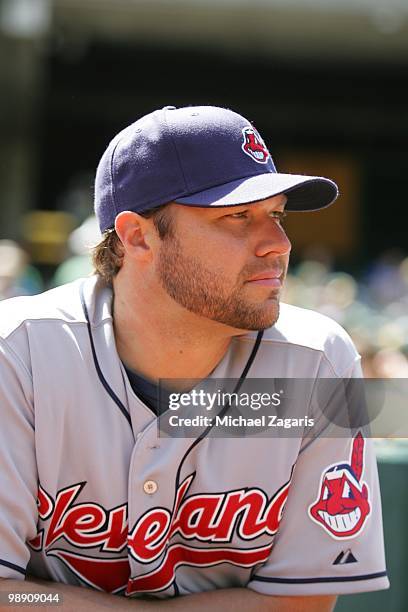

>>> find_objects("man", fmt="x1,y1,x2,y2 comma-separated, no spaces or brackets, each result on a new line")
0,105,388,610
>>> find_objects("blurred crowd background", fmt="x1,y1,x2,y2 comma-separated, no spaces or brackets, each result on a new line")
0,0,407,375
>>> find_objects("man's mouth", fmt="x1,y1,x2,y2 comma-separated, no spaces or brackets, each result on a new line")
246,270,283,288
318,508,361,533
248,278,282,288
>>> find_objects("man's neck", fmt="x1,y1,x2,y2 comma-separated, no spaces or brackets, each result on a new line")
112,275,239,384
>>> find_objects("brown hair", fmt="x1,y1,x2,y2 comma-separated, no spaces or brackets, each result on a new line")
91,204,174,284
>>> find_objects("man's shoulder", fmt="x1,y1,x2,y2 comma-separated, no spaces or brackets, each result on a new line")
241,303,360,376
0,278,90,340
271,302,355,349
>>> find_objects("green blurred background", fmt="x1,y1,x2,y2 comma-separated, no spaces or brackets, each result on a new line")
0,1,407,608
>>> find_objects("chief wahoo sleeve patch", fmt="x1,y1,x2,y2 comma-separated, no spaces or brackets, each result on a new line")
308,432,371,539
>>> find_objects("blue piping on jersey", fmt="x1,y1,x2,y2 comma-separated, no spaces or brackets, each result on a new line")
0,558,26,576
174,330,264,490
251,570,388,584
79,282,133,430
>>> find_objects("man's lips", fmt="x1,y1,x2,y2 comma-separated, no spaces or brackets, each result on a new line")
246,271,284,287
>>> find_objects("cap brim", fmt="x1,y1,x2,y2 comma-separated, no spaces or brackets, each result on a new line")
174,173,338,211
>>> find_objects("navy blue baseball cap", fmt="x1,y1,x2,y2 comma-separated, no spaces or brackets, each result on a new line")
95,105,338,233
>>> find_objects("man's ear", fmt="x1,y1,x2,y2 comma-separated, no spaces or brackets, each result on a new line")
115,211,154,260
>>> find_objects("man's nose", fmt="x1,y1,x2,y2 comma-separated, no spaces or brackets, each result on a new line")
253,220,292,258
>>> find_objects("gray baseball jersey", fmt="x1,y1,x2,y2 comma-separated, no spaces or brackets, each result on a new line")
0,276,389,597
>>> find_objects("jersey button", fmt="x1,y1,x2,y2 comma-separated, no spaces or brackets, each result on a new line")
143,480,158,495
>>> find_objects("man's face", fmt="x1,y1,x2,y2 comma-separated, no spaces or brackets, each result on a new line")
155,195,291,331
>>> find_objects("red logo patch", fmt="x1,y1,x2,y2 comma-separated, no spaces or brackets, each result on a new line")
241,127,270,164
309,432,371,539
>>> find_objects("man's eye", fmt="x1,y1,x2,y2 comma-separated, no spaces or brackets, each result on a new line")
225,210,286,221
270,211,287,223
228,211,248,219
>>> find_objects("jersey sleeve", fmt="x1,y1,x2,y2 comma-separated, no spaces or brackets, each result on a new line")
0,337,38,580
247,357,389,596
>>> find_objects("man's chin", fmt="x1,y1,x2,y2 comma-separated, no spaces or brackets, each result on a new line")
227,302,281,333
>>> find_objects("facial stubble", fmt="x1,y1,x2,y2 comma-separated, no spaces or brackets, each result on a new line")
156,235,282,331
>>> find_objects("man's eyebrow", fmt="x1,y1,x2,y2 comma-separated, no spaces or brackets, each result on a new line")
210,204,248,215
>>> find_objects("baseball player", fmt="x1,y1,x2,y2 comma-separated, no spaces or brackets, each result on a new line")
0,106,388,610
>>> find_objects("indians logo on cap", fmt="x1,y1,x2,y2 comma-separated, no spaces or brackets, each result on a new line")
308,432,371,540
241,126,270,164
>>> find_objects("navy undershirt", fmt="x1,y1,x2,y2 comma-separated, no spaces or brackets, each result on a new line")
123,364,168,416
